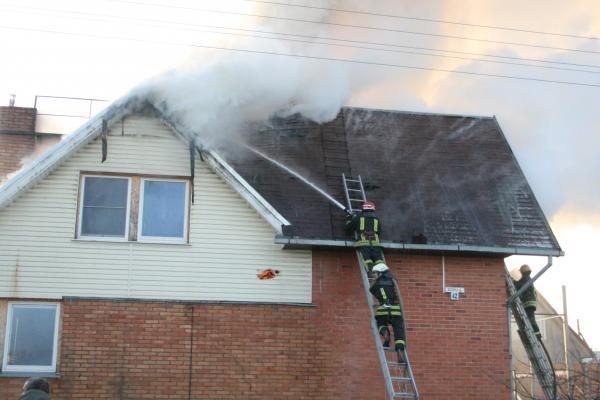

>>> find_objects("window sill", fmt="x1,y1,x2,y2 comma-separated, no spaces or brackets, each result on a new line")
0,371,60,379
72,239,191,246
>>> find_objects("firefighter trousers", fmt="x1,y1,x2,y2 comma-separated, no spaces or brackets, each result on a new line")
358,246,384,271
525,306,541,337
375,305,405,351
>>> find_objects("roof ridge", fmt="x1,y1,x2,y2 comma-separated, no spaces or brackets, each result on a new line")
342,105,494,120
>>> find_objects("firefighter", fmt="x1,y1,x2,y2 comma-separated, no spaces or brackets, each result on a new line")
514,264,542,339
20,377,50,400
370,263,406,356
346,200,384,272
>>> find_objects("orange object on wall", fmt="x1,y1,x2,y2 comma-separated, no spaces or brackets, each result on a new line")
257,269,280,280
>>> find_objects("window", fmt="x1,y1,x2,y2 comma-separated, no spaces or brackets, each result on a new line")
78,175,131,239
139,179,189,242
2,303,60,373
76,174,190,243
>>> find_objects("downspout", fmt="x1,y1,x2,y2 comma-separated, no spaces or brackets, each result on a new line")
508,306,515,400
508,256,553,305
506,255,554,400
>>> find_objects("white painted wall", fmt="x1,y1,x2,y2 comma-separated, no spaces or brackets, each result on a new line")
0,115,312,303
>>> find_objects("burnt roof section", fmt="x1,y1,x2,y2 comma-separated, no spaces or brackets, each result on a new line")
220,107,561,251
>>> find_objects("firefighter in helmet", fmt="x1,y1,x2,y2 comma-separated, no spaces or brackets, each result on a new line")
345,200,384,272
514,264,542,339
370,263,406,355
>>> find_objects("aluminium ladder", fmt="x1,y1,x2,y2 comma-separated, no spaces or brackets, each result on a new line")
506,270,558,400
342,174,420,400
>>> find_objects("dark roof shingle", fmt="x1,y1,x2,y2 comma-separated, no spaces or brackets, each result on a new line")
222,107,560,251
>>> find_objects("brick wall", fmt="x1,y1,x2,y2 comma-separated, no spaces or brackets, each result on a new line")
0,250,510,399
0,106,36,133
0,106,36,180
0,133,35,180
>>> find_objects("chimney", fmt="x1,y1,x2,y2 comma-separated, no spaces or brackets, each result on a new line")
0,99,38,180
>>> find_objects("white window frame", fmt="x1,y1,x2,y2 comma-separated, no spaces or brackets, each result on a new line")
2,302,60,373
137,177,190,243
77,174,131,241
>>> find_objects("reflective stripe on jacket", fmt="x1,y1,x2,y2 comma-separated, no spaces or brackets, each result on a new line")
375,304,402,317
346,211,381,247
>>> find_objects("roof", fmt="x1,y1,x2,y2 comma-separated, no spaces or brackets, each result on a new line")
0,98,562,256
222,107,562,255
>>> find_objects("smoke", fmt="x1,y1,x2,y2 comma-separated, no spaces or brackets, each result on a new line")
344,0,600,348
131,0,349,145
345,0,600,220
0,137,59,186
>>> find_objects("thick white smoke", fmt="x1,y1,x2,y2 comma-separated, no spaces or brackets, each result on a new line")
132,0,348,144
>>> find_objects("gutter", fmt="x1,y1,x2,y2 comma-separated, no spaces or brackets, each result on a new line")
275,236,564,257
507,256,554,305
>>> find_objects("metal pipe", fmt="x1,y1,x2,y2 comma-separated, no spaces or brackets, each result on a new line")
441,255,446,293
508,256,553,305
562,285,570,395
508,306,516,400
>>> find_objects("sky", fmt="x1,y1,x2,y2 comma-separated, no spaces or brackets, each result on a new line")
0,0,599,349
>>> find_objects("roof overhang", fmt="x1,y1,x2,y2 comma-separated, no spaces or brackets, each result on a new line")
201,150,290,233
0,98,134,210
274,236,564,257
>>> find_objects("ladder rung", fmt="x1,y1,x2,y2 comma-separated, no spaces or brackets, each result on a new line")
350,198,364,202
344,178,360,182
388,361,407,367
393,394,416,399
392,377,412,382
347,188,362,192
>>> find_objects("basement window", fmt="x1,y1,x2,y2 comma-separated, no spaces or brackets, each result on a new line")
2,303,60,373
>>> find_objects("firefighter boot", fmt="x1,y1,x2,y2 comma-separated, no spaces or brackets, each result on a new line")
379,326,390,348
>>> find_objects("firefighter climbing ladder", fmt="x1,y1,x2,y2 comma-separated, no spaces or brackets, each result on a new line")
506,270,558,400
342,174,420,400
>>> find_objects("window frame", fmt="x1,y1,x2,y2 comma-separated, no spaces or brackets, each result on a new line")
77,174,132,241
137,177,190,244
2,302,61,373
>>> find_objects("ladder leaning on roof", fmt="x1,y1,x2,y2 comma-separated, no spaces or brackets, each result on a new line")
342,174,420,400
506,269,558,400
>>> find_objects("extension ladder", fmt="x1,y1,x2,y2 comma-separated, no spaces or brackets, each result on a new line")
342,174,420,399
506,270,558,400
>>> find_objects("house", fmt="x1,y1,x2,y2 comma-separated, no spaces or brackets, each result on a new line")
0,97,563,399
511,290,598,399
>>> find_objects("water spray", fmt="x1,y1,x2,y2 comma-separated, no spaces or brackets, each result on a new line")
243,144,348,212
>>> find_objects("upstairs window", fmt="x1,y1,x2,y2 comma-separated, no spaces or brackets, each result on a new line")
2,303,60,373
139,179,189,242
77,174,190,243
78,175,131,239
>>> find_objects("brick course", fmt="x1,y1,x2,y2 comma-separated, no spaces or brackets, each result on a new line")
0,250,510,399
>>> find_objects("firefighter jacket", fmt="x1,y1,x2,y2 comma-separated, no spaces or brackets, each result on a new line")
370,270,398,305
346,210,381,247
514,275,537,309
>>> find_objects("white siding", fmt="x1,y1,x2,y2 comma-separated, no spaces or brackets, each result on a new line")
0,115,312,303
